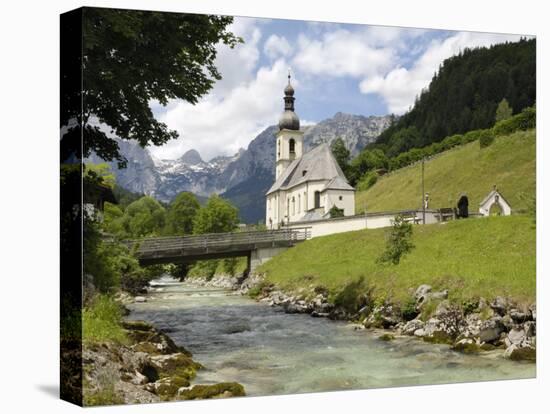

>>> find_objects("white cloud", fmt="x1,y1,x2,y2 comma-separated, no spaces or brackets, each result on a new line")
210,18,263,96
264,34,293,60
293,29,396,78
360,32,526,114
149,59,290,161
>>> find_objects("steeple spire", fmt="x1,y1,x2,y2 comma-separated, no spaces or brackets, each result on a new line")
284,70,295,110
279,70,299,130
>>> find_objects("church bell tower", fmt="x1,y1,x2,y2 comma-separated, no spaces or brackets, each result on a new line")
276,72,304,179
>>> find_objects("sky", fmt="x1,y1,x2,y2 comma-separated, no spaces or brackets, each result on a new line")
148,16,526,161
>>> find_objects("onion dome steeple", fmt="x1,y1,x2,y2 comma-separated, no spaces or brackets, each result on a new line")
278,70,300,131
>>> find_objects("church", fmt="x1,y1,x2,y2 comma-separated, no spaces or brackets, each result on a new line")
265,74,356,229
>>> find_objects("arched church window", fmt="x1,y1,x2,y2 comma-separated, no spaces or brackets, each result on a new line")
298,194,301,213
289,138,295,154
292,197,295,215
314,191,321,209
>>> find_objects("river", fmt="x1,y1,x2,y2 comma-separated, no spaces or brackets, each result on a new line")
126,277,535,397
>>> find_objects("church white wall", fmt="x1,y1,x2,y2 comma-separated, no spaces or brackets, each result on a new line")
479,194,512,216
287,210,443,238
267,182,358,227
323,189,355,216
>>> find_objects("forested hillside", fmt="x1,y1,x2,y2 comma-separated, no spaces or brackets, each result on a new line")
370,38,535,157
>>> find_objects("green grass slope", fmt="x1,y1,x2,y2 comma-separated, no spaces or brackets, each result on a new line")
356,129,535,213
259,216,535,304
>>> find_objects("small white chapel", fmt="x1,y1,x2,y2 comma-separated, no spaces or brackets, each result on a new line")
265,74,356,229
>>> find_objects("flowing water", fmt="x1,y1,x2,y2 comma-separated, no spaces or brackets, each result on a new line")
127,277,535,397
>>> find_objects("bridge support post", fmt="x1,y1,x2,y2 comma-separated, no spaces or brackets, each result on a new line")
247,246,290,276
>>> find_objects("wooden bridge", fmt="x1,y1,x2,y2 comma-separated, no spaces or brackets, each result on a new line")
126,228,311,268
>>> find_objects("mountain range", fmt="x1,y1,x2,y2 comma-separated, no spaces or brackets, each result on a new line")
91,112,393,223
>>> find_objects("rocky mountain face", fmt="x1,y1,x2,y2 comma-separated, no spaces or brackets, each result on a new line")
303,112,393,157
87,138,161,196
153,150,240,201
94,113,392,222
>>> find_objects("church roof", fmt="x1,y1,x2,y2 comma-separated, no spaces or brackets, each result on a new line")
322,176,354,192
266,143,354,195
298,209,325,221
479,189,511,207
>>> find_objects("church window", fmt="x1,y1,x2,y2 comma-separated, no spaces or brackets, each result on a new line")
314,191,321,209
289,138,295,154
298,194,301,213
292,197,295,215
277,140,281,158
339,196,343,201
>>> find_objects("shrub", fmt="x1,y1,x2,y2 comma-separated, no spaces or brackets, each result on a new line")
333,276,372,314
441,134,463,151
462,298,479,315
401,296,419,321
356,171,378,191
82,295,128,344
222,258,238,276
329,205,345,218
247,281,271,299
493,105,536,136
377,215,415,265
479,129,495,148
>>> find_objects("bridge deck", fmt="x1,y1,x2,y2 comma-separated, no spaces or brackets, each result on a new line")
126,228,310,265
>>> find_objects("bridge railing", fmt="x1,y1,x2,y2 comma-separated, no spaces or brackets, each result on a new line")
127,227,311,254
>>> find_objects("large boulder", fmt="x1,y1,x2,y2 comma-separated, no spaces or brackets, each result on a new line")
177,382,245,400
422,302,464,340
452,338,481,354
478,317,505,343
123,320,189,355
505,327,527,347
504,344,536,362
509,309,531,323
401,319,425,336
364,305,401,329
415,284,449,305
414,285,432,304
490,296,509,316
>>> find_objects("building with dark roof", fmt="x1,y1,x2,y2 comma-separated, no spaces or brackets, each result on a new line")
265,74,356,228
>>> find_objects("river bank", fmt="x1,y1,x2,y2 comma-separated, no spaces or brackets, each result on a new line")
129,278,534,397
81,289,246,406
187,273,536,363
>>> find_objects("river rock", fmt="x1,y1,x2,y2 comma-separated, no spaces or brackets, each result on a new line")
364,305,400,329
490,296,509,316
414,328,426,337
401,319,425,336
460,313,482,339
83,342,161,404
505,327,526,347
509,309,531,323
524,321,536,338
414,284,432,304
529,303,536,321
504,344,536,362
329,308,350,321
478,317,505,343
452,338,481,354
